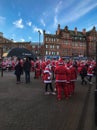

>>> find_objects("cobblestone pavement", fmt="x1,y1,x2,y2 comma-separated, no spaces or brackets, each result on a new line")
0,71,96,130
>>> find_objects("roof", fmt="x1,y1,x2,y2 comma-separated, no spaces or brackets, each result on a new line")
5,47,37,61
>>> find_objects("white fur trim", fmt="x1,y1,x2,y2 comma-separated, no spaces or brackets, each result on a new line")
44,70,50,73
87,74,93,76
44,80,52,83
55,80,66,82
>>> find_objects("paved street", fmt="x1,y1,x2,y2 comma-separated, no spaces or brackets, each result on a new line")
0,71,96,130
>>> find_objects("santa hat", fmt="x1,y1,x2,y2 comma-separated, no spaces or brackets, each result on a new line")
44,66,51,73
58,58,64,65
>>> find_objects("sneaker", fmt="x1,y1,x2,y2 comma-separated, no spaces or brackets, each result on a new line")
51,92,56,95
44,92,50,95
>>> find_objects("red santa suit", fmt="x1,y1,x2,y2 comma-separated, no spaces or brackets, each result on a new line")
54,59,67,100
70,65,77,94
87,65,94,83
87,65,93,76
43,67,52,83
35,61,41,79
43,67,55,94
65,65,71,98
41,61,46,80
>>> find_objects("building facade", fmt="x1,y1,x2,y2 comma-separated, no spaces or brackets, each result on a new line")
43,24,97,59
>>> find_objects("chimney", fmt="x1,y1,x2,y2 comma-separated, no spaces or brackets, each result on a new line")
57,24,60,35
43,30,45,34
64,26,68,31
82,28,86,35
74,27,77,35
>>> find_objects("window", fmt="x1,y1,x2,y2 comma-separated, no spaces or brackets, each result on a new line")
46,45,48,48
52,52,54,55
46,37,48,42
50,45,52,48
49,51,51,55
57,51,59,55
56,45,59,49
32,45,35,48
46,51,48,55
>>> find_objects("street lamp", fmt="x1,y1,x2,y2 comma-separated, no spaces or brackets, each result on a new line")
38,30,41,58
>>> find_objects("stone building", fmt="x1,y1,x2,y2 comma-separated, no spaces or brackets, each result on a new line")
43,24,97,59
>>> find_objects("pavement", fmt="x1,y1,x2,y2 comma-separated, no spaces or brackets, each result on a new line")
0,71,97,130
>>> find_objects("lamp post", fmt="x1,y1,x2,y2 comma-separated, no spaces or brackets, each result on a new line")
38,30,41,58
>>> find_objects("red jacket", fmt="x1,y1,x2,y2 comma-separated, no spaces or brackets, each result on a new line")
43,69,52,83
70,66,77,81
54,64,67,82
87,65,93,76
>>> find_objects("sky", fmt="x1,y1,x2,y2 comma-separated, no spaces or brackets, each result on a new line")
0,0,97,43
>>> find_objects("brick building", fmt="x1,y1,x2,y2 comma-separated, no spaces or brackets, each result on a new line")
43,24,97,59
0,25,97,60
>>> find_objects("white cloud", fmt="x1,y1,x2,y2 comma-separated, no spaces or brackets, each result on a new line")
32,25,43,34
54,15,58,27
13,18,24,29
13,40,17,42
60,1,97,25
55,0,63,14
40,19,45,27
20,38,25,42
27,21,32,27
45,0,97,32
28,36,32,40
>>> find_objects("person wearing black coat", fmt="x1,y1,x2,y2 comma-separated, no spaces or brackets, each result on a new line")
80,65,87,85
23,57,31,83
15,59,23,84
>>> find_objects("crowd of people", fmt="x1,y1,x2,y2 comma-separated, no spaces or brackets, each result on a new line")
0,56,96,101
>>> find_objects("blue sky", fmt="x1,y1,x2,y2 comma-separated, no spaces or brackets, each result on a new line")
0,0,97,43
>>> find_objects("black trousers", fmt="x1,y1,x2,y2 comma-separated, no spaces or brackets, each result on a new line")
16,74,21,82
25,71,30,83
45,83,54,92
81,75,87,85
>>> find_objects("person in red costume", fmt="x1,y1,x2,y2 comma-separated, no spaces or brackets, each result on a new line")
43,66,56,95
34,61,41,79
54,58,67,100
65,62,72,98
41,60,46,81
70,64,77,94
87,64,94,84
